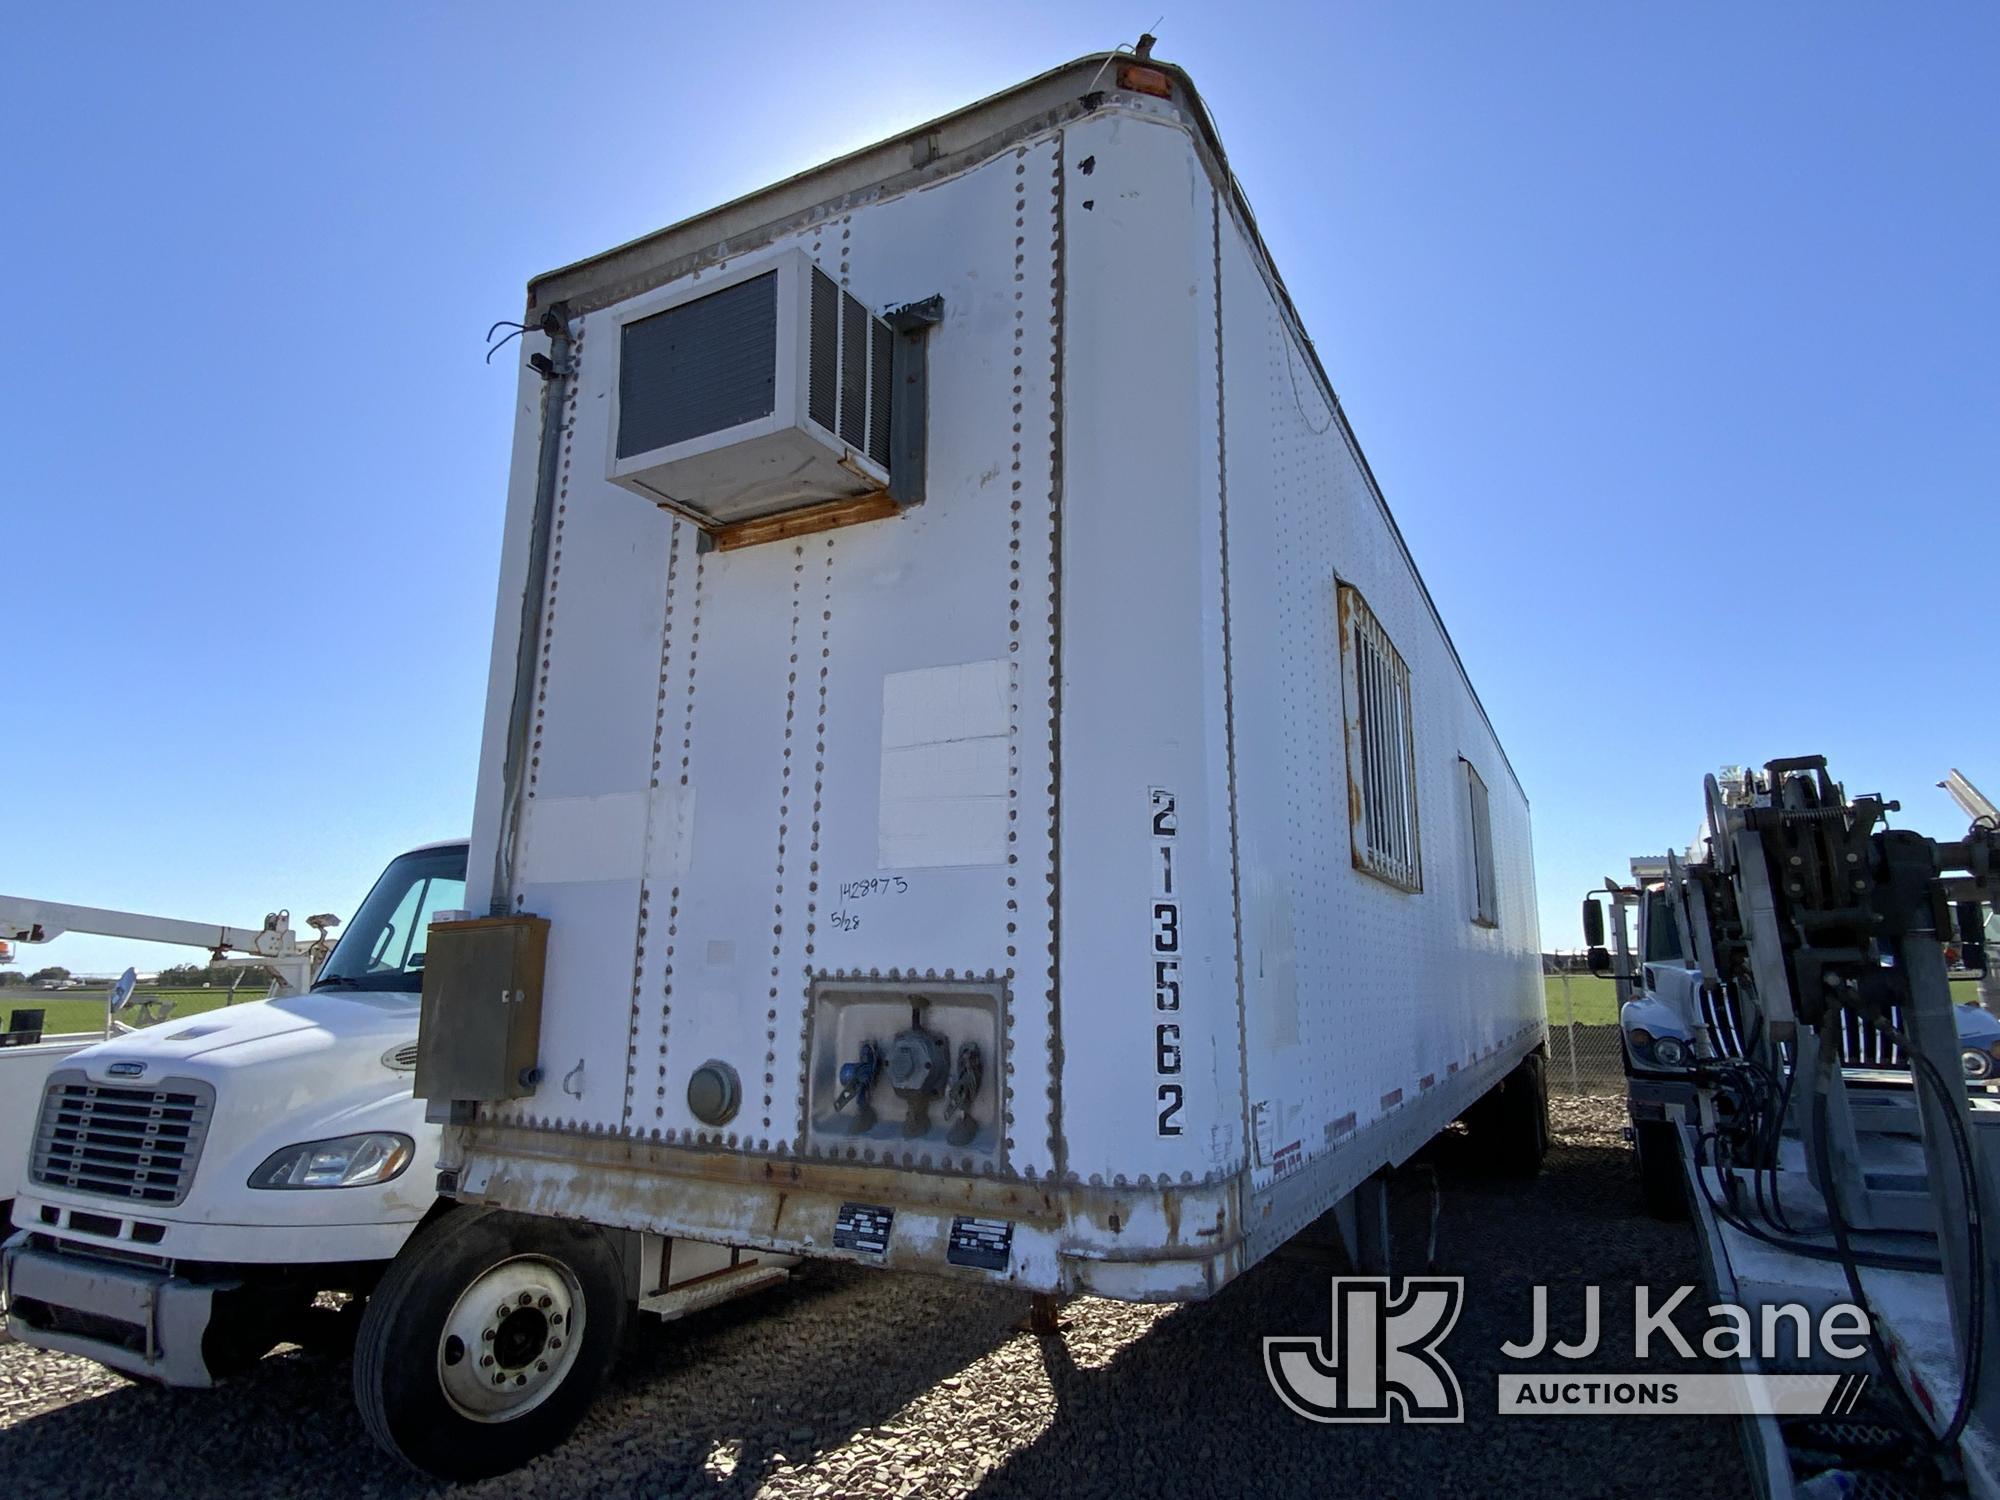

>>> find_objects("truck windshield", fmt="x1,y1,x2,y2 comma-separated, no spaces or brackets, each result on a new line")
315,846,468,993
1644,889,1685,963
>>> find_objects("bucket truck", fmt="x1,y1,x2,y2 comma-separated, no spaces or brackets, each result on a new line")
1582,757,2000,1498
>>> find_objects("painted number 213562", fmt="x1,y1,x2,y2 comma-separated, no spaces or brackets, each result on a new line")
1149,788,1183,1137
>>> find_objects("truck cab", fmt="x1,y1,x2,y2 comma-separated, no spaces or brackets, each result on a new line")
1,840,467,1384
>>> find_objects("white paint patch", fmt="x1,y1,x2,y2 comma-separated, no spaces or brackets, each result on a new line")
521,791,650,884
1249,870,1300,1050
879,659,1010,868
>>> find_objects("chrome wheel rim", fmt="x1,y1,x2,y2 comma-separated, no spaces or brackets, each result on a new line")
436,1254,585,1422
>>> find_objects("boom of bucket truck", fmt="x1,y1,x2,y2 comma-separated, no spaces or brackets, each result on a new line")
0,896,339,998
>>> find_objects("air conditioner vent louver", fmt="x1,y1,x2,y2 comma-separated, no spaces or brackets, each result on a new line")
808,267,839,433
838,290,870,452
608,251,899,529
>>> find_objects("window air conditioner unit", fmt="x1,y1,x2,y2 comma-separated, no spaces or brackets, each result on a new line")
607,251,897,527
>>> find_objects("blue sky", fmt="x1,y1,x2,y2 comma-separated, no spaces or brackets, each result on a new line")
4,3,1995,977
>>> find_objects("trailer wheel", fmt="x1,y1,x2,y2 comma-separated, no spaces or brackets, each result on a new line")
1633,1120,1688,1220
353,1207,627,1481
1473,1053,1549,1177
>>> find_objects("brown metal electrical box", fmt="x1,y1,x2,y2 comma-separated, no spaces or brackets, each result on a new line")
415,915,549,1103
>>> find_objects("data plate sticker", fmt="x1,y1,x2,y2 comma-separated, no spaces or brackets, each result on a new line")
834,1202,894,1257
946,1216,1013,1271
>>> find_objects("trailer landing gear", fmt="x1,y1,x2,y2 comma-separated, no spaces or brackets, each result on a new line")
353,1207,627,1481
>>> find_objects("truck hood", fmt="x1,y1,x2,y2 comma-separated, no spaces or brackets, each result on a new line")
67,988,418,1080
24,986,435,1232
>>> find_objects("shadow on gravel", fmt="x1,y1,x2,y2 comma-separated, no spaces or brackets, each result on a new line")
0,1257,1026,1500
970,1116,1750,1500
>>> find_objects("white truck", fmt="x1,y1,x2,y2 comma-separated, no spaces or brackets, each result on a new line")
341,50,1547,1480
1,842,467,1379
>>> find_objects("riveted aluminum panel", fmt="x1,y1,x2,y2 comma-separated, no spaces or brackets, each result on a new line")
472,134,1063,1172
1054,110,1242,1193
1217,184,1544,1215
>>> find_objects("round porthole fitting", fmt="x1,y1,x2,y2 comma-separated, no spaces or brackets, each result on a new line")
687,1060,741,1126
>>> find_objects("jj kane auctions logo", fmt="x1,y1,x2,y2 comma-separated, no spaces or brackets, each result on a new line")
1266,1278,1873,1422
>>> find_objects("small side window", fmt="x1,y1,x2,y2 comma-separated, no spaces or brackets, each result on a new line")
1464,759,1498,927
1337,581,1422,892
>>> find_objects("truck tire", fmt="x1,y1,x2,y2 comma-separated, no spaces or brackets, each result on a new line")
353,1207,627,1481
1470,1053,1549,1177
1633,1119,1688,1220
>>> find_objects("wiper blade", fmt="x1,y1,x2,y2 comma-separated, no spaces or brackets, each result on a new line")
313,974,360,988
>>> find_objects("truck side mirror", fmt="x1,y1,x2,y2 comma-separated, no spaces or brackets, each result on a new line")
1582,897,1605,948
1587,946,1613,978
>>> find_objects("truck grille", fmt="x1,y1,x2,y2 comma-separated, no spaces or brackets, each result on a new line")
1699,987,1908,1069
30,1070,214,1206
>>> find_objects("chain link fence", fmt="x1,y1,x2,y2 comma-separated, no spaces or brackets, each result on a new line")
1543,955,1627,1097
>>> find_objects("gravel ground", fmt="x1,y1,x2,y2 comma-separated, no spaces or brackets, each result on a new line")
0,1097,1747,1498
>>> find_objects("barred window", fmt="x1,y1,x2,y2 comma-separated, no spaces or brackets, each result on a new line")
1464,759,1498,926
1338,582,1422,892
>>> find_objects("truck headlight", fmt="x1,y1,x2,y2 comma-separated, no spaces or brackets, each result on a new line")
1651,1035,1691,1068
250,1133,415,1190
1627,1026,1691,1069
1963,1049,1994,1081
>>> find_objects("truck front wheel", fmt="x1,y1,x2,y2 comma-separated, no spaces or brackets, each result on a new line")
352,1207,628,1481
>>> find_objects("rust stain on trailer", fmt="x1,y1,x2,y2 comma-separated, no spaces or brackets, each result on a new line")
468,1120,1060,1223
1161,1188,1182,1244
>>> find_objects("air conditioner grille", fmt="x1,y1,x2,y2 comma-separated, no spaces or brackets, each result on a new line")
617,272,778,459
808,267,839,433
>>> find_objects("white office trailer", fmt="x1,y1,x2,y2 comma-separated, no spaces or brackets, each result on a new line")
370,52,1546,1477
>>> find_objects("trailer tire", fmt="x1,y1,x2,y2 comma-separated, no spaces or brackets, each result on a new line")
1633,1120,1688,1220
353,1207,627,1481
1479,1053,1549,1177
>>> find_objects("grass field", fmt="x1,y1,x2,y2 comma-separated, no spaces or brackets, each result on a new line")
1,987,248,1038
1543,973,1986,1029
1543,974,1621,1025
